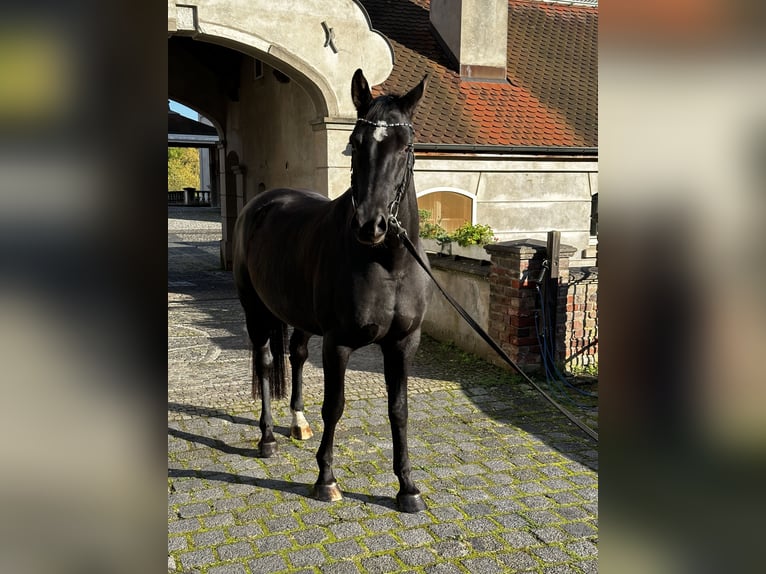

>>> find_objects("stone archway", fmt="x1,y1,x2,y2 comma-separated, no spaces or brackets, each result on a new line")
168,0,394,268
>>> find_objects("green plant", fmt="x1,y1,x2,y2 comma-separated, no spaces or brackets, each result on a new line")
418,209,450,242
449,222,496,247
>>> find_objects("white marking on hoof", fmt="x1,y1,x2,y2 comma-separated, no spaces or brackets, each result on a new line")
291,410,314,440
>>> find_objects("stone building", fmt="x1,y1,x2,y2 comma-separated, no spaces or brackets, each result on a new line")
168,0,597,268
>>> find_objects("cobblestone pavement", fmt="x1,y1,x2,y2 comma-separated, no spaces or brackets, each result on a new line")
168,207,598,573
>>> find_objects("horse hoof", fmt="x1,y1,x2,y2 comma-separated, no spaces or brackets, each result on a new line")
397,493,427,513
313,482,343,502
290,411,314,440
258,440,277,458
291,424,314,440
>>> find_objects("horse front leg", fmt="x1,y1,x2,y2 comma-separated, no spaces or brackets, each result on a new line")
382,330,427,513
289,328,314,440
312,335,350,503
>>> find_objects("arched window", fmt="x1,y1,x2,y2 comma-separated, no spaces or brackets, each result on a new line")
416,188,476,233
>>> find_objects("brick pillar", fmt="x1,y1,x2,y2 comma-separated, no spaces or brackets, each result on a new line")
484,239,576,371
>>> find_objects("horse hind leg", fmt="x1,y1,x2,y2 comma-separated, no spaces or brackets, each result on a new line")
244,308,279,458
289,328,314,440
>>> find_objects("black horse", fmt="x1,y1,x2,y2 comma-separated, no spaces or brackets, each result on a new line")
233,69,430,513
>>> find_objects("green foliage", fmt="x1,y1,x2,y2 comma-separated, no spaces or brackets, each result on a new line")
567,362,599,377
168,147,200,191
449,222,496,247
418,210,497,246
418,209,450,241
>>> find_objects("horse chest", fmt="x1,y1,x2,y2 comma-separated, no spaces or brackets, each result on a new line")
336,265,424,340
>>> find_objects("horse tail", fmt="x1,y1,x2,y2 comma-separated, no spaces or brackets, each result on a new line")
268,322,289,400
249,321,288,401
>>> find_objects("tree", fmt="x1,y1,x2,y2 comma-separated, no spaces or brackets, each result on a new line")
167,147,200,190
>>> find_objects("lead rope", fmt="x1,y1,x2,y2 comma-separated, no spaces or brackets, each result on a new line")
390,223,599,443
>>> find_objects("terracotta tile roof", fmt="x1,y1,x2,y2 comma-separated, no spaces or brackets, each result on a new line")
359,0,597,148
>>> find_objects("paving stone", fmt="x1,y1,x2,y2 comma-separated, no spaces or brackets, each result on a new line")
228,524,262,538
498,551,538,570
192,529,225,546
468,534,504,552
249,554,288,573
431,540,470,558
168,517,201,534
533,526,569,543
362,533,399,552
213,497,246,512
204,512,236,527
218,541,254,560
362,555,401,574
208,564,248,574
168,536,187,552
194,487,227,501
264,516,300,533
500,530,540,548
429,522,464,540
168,492,192,505
562,521,597,538
293,526,330,546
329,521,365,539
180,548,215,569
399,527,434,546
289,547,327,568
428,506,464,522
534,546,571,563
396,547,437,567
303,511,336,526
461,517,497,534
525,510,560,526
425,564,464,574
566,540,598,557
178,502,211,518
326,539,364,559
363,517,399,534
460,556,503,574
255,534,293,553
320,562,362,574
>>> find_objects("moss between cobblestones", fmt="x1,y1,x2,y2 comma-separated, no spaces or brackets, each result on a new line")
169,358,597,573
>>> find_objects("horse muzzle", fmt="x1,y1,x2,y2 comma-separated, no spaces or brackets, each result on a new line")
352,212,388,246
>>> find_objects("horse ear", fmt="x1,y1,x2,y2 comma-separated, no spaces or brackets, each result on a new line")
351,69,372,116
400,74,428,117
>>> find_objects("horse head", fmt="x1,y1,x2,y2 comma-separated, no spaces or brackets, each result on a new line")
348,69,427,246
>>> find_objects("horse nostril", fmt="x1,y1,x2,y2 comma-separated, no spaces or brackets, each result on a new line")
376,215,388,234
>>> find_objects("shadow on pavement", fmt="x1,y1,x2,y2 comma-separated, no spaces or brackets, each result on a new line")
168,467,399,512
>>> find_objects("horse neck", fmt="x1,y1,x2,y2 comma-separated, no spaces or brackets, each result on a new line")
396,181,420,241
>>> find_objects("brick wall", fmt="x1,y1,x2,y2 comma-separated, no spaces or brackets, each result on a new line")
564,267,599,371
485,239,598,372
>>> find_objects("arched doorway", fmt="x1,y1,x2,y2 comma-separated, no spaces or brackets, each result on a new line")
168,0,394,269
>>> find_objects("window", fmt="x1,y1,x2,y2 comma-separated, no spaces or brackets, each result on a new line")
590,192,598,236
417,190,474,233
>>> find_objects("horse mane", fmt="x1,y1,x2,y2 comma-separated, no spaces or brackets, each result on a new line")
364,95,400,120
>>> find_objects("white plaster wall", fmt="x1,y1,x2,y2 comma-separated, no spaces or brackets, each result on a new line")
230,61,317,200
422,266,492,361
414,156,598,260
169,0,393,118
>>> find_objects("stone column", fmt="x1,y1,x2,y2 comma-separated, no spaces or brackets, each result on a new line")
484,239,576,371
